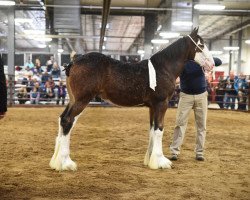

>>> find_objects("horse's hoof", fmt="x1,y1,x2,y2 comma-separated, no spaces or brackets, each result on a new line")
148,155,172,169
50,156,77,171
62,159,77,171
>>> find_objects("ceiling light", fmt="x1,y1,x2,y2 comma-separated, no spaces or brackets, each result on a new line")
58,48,64,53
210,51,223,55
151,39,169,44
34,37,52,42
223,47,239,51
38,44,46,48
172,21,193,27
57,49,64,53
23,30,45,35
194,4,225,11
0,1,15,6
15,18,32,23
137,50,145,54
102,45,106,50
245,40,250,44
157,25,162,31
159,32,180,38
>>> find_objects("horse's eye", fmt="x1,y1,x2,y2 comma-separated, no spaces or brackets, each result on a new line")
199,44,204,49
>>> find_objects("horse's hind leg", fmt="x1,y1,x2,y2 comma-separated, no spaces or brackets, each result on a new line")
50,101,87,171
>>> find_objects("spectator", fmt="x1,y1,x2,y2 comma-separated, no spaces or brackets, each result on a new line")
45,77,55,89
46,60,53,73
56,81,67,105
0,55,7,119
225,71,238,110
34,58,43,74
24,58,34,69
215,75,226,109
45,83,55,101
30,83,40,104
32,69,41,82
205,73,212,104
24,66,34,77
51,62,61,78
41,70,50,85
17,86,28,104
235,72,249,110
22,75,35,93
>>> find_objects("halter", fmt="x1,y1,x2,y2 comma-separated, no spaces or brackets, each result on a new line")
187,35,203,52
187,34,214,73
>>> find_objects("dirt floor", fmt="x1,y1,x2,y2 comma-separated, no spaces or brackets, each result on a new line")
0,107,249,200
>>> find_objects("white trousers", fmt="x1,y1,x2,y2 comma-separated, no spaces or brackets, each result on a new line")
170,91,208,156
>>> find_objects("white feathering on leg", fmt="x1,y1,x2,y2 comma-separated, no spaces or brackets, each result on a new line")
148,129,172,169
144,127,154,166
50,116,80,171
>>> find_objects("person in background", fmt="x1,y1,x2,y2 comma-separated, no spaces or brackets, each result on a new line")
41,70,50,85
46,59,53,73
51,62,61,79
30,83,40,105
215,75,226,109
169,57,222,162
24,58,34,69
17,86,28,104
235,72,249,110
45,82,55,101
56,81,67,105
0,55,7,119
34,58,43,74
225,71,238,110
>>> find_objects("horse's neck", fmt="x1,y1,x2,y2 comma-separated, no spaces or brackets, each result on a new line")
153,37,190,79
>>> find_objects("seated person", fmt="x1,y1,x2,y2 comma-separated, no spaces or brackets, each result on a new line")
30,83,40,105
55,81,67,105
17,86,28,104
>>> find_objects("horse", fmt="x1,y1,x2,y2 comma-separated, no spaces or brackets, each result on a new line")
49,28,214,171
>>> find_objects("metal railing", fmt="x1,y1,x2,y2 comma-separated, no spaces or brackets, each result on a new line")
5,74,250,111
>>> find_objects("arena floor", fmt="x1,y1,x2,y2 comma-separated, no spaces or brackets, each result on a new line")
0,107,249,200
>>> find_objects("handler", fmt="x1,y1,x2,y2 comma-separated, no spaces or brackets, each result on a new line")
169,57,222,161
0,55,7,119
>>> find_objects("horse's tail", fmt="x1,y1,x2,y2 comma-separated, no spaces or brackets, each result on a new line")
63,51,84,77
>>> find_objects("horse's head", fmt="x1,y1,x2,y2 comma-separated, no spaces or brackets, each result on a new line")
187,27,214,71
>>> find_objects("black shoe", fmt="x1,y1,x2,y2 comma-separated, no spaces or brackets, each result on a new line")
196,155,205,161
170,154,178,161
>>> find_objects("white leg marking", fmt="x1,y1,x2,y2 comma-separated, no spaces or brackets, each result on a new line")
144,127,154,165
148,129,172,169
50,115,80,171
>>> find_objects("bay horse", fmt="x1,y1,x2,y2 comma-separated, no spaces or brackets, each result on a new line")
50,28,214,171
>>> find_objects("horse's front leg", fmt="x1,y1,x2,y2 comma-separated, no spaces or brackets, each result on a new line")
144,108,154,166
50,102,85,171
147,101,172,169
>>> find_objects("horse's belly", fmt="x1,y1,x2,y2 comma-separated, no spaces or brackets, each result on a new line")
101,89,145,107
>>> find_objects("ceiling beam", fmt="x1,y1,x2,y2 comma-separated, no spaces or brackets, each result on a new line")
208,19,250,41
99,0,111,52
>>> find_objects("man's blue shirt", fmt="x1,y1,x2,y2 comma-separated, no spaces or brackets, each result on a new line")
180,60,206,95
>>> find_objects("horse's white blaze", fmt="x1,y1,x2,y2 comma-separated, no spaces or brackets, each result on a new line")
144,127,154,165
50,115,81,171
148,129,172,169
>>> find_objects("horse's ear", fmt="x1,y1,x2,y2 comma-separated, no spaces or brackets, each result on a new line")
70,51,76,61
190,27,199,36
